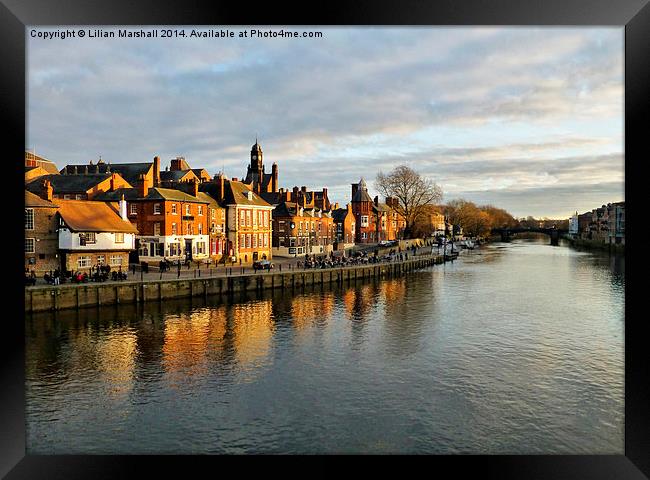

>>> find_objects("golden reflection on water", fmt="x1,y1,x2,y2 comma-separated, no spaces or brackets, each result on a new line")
231,300,275,377
290,292,335,332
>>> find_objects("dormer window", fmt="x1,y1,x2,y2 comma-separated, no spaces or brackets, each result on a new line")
247,191,254,201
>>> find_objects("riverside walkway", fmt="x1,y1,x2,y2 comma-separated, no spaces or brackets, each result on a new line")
25,245,462,313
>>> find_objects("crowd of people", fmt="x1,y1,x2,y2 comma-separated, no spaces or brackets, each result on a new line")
25,264,128,286
297,245,426,270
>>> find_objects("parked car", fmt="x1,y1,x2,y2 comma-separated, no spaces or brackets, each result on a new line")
253,260,274,271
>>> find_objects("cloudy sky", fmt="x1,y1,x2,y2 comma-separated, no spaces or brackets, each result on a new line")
27,27,623,218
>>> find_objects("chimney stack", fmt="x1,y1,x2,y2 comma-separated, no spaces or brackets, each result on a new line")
42,179,53,202
153,156,161,187
119,194,128,220
271,162,278,192
374,195,379,206
110,173,117,191
138,173,148,198
191,179,199,198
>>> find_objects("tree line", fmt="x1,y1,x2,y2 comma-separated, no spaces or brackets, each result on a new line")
375,165,565,239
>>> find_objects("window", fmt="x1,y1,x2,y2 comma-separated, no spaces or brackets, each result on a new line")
139,242,149,257
169,243,181,256
240,234,245,248
246,210,251,227
211,209,215,219
198,205,203,216
198,223,203,235
246,234,251,248
253,234,257,248
171,204,177,215
96,255,105,264
64,194,72,200
185,204,191,215
171,223,177,235
196,242,206,255
240,210,245,227
25,209,34,230
361,216,369,227
130,203,137,215
337,223,343,232
362,232,367,239
85,232,96,244
264,211,269,227
109,255,123,266
153,243,164,257
187,223,193,235
115,232,124,243
25,238,35,253
312,222,315,232
153,203,162,215
76,194,84,200
264,233,268,247
77,256,91,268
153,223,161,236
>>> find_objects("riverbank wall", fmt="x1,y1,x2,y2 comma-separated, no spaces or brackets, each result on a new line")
563,236,625,254
25,254,449,313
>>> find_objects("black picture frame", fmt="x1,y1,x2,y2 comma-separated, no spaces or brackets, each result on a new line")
2,0,646,477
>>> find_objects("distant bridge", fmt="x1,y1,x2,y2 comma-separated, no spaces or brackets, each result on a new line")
491,227,568,246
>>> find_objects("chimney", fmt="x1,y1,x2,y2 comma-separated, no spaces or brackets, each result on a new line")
216,173,225,201
153,156,161,187
110,173,117,191
292,186,299,202
119,194,128,220
191,179,199,198
42,179,53,202
231,177,238,182
374,195,379,206
271,162,278,191
138,173,148,198
333,202,339,210
301,186,307,193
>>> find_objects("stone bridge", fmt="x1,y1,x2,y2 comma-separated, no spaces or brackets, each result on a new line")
491,227,568,246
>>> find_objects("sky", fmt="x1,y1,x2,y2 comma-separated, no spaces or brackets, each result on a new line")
27,27,624,218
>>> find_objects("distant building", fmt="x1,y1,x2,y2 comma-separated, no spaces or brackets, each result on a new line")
61,156,161,190
25,150,60,175
271,201,334,257
569,211,579,236
607,202,625,245
351,178,377,243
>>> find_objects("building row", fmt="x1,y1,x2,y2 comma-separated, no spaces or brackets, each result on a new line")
25,143,413,274
568,202,625,245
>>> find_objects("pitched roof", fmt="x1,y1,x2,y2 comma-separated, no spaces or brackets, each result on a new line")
93,187,141,201
191,168,211,179
332,207,350,222
352,185,373,203
55,199,138,233
160,169,198,182
260,191,281,206
145,187,209,203
196,192,221,208
61,162,152,185
25,190,58,208
223,181,272,207
25,174,112,194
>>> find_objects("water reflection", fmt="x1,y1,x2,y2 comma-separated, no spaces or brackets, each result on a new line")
26,239,624,454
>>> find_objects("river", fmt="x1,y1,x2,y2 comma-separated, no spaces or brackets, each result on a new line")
25,237,625,454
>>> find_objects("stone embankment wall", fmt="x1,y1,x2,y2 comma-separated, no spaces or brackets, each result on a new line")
26,254,447,313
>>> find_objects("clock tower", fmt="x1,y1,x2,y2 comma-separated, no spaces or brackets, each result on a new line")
250,140,263,173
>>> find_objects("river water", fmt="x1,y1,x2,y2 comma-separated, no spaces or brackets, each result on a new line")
25,237,625,454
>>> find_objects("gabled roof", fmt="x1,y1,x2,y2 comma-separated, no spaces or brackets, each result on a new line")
373,203,392,213
25,174,112,194
223,181,272,207
191,168,211,179
56,199,138,233
25,190,58,208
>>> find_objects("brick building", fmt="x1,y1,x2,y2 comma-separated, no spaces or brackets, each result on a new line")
25,189,59,274
351,178,378,243
332,203,356,249
200,174,273,263
272,202,335,257
96,179,212,265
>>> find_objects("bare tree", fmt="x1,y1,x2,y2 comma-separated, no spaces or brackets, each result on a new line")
376,165,443,239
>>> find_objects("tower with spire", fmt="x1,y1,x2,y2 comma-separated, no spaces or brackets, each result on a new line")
243,139,278,194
